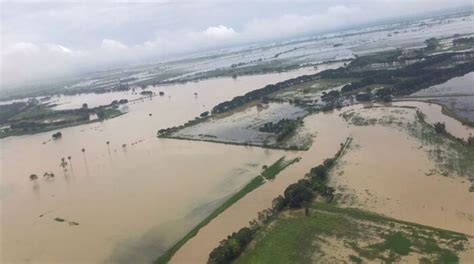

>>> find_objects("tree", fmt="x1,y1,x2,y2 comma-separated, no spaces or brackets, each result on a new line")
52,131,62,139
29,174,38,181
323,158,335,168
425,38,439,51
434,122,446,134
468,136,474,147
272,195,287,212
227,238,241,258
284,182,313,208
97,110,106,120
310,165,327,181
236,227,253,245
60,157,68,169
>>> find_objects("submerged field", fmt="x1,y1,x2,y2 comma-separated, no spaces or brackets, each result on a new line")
2,13,474,264
167,99,474,263
232,104,474,264
408,72,474,125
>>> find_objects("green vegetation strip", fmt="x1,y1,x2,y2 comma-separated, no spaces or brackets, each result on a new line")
155,156,298,263
261,156,300,180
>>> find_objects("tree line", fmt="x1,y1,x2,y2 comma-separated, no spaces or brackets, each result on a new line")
208,138,351,264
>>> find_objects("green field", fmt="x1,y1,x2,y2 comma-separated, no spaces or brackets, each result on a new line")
261,156,300,180
236,203,468,264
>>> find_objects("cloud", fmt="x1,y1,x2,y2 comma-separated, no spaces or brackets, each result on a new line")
1,0,472,88
202,25,237,39
101,39,128,50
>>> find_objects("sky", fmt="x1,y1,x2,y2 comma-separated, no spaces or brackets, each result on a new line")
0,0,472,88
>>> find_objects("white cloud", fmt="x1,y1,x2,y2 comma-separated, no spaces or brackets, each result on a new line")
5,42,39,55
202,25,237,39
0,0,472,88
101,39,128,50
47,44,73,54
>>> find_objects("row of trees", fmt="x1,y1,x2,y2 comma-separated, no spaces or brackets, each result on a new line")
212,73,321,114
208,139,350,264
338,52,474,97
259,118,302,141
453,37,474,46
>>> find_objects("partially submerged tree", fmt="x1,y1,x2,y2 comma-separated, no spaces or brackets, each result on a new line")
434,122,446,134
29,174,38,181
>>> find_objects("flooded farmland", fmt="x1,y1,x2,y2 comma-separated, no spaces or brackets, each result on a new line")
0,67,332,263
1,63,473,263
171,102,307,146
409,72,474,123
2,3,474,264
170,101,474,263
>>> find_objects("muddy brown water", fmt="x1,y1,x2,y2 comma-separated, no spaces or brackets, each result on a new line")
171,102,474,263
1,62,472,262
1,66,344,263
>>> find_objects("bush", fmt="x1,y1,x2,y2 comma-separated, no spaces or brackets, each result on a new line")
208,227,255,264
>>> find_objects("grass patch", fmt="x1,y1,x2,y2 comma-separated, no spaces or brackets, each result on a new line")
236,203,468,264
381,232,411,255
261,156,300,180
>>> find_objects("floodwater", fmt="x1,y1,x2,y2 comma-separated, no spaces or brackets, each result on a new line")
171,101,474,263
173,102,307,146
170,109,351,263
332,107,474,236
49,66,328,111
411,72,474,96
0,66,343,263
409,72,474,123
391,101,474,139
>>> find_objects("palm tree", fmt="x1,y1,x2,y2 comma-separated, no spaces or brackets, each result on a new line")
67,156,72,168
81,148,86,162
60,157,68,171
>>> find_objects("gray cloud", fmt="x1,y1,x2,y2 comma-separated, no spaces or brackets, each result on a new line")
1,0,472,88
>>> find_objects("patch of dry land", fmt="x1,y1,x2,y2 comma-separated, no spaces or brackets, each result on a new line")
166,101,474,263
